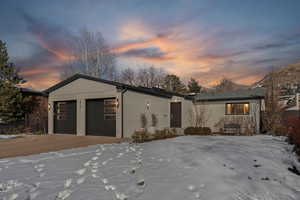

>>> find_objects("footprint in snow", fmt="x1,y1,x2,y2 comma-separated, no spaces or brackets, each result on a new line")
76,177,86,185
117,153,124,158
64,179,72,188
28,191,40,200
56,190,72,200
91,164,98,169
92,156,98,161
102,178,108,184
75,168,86,176
36,168,43,173
102,161,108,166
84,161,91,167
115,192,128,200
92,174,99,178
187,185,196,192
187,185,201,199
105,185,116,191
137,179,145,187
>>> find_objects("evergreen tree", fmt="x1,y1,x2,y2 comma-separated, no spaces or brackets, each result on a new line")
187,78,201,93
0,40,28,123
162,74,187,93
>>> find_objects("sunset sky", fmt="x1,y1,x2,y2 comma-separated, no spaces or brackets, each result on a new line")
1,0,300,90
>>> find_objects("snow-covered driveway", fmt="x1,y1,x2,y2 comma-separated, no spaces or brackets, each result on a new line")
0,136,299,200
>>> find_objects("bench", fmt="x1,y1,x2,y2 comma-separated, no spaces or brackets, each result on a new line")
224,124,241,135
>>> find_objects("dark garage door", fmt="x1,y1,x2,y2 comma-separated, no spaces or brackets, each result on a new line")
86,98,116,137
54,101,76,134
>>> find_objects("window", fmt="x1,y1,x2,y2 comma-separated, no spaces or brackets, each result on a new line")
226,103,249,115
56,102,67,120
104,99,116,120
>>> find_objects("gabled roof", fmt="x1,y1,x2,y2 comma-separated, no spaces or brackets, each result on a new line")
44,74,192,100
195,88,265,101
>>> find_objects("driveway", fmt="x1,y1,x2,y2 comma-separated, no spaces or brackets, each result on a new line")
0,134,126,158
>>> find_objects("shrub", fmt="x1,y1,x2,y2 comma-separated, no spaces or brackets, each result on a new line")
184,127,212,135
151,114,158,127
285,115,300,157
153,128,177,140
131,130,149,143
140,113,147,129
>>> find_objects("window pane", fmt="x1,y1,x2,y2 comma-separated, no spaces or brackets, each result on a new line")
226,104,232,114
226,103,249,115
56,102,67,120
104,99,116,120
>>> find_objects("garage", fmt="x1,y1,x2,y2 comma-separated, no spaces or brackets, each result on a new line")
86,98,116,136
46,74,193,137
54,101,76,134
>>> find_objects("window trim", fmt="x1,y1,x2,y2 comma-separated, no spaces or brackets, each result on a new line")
225,102,250,115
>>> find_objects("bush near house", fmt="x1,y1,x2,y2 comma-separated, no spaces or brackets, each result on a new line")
184,127,212,135
131,130,149,143
153,128,177,140
131,128,178,143
284,115,300,158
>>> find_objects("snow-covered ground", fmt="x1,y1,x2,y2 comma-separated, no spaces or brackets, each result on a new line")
0,135,299,200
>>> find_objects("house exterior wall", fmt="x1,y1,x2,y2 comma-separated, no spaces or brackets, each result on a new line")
122,91,193,138
194,99,262,133
48,78,122,137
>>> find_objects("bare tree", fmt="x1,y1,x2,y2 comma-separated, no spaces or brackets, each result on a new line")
262,69,285,135
62,28,117,80
188,103,209,127
120,67,136,85
119,65,166,88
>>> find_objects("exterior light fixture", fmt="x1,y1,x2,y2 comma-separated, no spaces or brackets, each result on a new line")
116,98,119,108
146,101,150,110
48,103,51,111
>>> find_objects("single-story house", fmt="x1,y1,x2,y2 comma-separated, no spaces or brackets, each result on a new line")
194,88,265,134
45,74,193,138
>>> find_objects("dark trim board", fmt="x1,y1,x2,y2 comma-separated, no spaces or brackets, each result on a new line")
196,96,264,102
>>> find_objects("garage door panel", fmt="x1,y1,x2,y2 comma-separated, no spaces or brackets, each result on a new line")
54,101,76,134
86,98,116,137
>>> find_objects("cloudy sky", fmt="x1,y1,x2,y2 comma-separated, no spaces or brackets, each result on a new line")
1,0,300,89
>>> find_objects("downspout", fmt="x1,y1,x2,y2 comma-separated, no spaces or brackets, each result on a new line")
120,88,127,138
259,98,262,133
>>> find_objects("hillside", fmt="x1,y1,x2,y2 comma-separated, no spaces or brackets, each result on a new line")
254,61,300,87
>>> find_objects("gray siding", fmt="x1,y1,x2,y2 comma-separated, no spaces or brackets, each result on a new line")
122,91,193,137
195,99,261,133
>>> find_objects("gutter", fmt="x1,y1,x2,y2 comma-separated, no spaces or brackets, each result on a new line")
120,87,128,138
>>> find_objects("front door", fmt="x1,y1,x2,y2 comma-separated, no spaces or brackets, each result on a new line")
170,102,182,128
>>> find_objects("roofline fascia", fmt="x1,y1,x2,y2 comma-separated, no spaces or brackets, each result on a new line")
195,96,264,102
